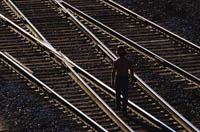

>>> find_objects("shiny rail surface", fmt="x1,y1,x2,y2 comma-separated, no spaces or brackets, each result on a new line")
66,0,200,77
0,0,199,131
0,14,125,132
0,51,105,132
0,1,173,132
57,0,200,131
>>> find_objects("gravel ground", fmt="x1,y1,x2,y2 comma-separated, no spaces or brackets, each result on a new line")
0,76,79,132
115,0,200,45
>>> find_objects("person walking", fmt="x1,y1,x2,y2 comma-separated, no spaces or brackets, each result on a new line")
111,45,134,116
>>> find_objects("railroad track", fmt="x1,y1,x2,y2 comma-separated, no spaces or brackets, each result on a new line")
0,0,199,131
0,54,92,132
56,0,200,130
0,1,175,131
64,0,200,76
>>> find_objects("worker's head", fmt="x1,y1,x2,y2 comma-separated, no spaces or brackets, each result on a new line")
116,45,126,57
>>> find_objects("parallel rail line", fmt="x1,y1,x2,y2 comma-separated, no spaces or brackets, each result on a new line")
0,51,102,132
0,0,199,131
0,9,174,131
0,12,126,132
56,0,200,130
0,1,172,131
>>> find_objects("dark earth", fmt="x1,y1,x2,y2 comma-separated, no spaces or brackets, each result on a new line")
0,76,78,132
116,0,200,46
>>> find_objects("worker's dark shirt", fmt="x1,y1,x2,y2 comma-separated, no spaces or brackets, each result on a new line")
113,57,131,77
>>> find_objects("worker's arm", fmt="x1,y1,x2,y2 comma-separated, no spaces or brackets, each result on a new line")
111,61,116,87
129,61,135,83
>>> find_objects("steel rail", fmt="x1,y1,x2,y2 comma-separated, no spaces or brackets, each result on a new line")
60,0,200,85
1,4,171,130
4,0,50,45
101,0,200,87
55,0,116,61
64,54,177,132
0,13,57,53
59,1,200,132
0,13,134,132
0,51,107,132
62,8,178,131
67,9,116,61
52,1,178,131
2,1,196,131
60,15,175,130
103,0,200,53
67,7,117,61
135,74,198,132
60,53,134,132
